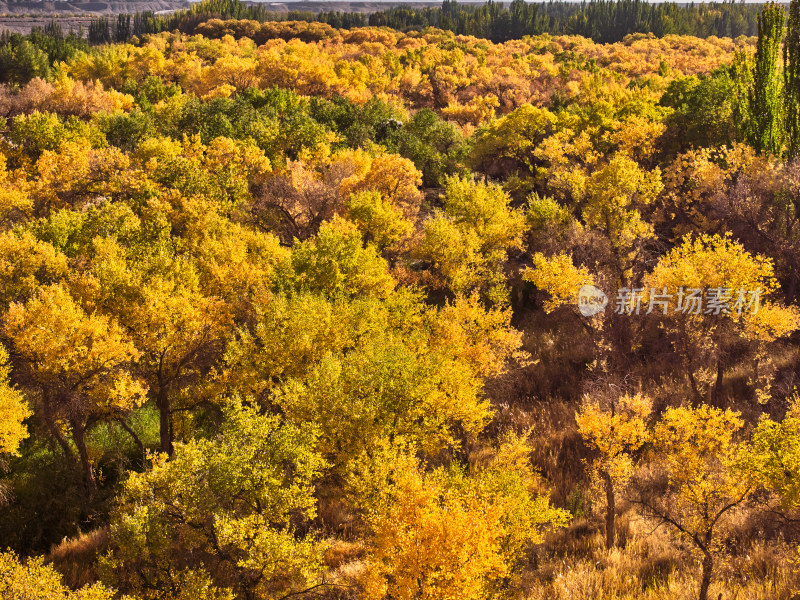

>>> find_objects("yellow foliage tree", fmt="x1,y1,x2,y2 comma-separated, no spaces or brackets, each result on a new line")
431,294,524,379
419,176,525,304
576,392,651,549
745,396,800,508
354,437,568,600
643,234,800,402
524,253,595,313
470,104,557,177
361,456,507,600
0,344,29,458
0,231,68,308
582,155,663,281
637,405,753,600
3,283,145,493
0,551,119,600
345,190,413,251
339,151,423,220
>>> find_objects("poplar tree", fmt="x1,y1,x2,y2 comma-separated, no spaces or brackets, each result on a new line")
750,2,785,156
785,0,800,158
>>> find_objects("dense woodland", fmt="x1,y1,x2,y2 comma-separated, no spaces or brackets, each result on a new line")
85,0,768,45
3,0,800,599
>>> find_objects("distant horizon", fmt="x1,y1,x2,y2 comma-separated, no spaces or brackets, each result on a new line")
239,0,783,3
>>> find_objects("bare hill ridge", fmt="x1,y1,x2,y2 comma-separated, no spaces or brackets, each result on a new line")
0,1,445,33
0,0,443,16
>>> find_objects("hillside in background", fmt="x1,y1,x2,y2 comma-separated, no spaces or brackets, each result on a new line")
0,0,769,40
0,0,439,20
0,0,187,15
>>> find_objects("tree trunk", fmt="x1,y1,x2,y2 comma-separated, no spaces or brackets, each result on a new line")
117,419,146,467
47,414,77,470
687,366,702,405
712,358,725,405
602,470,615,549
157,387,173,457
41,392,78,472
698,551,714,600
787,263,798,305
71,419,96,496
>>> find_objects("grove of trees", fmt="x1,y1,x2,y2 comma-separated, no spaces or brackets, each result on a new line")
2,1,800,599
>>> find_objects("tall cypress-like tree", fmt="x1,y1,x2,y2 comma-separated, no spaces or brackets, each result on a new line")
785,0,800,158
750,2,785,156
732,47,754,137
114,14,131,42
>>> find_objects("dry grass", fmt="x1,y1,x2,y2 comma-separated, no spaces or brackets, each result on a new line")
46,528,108,588
514,508,800,600
475,304,800,600
321,539,366,600
487,396,590,507
324,539,364,570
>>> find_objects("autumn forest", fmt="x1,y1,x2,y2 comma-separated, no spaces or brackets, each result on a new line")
1,0,800,599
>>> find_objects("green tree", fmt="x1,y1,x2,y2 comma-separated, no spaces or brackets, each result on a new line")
785,0,800,158
0,40,50,85
750,2,785,155
102,399,326,600
660,72,740,153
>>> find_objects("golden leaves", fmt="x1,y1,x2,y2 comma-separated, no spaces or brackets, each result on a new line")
644,234,781,312
576,393,652,487
3,283,144,411
362,461,507,600
0,551,117,600
419,176,525,304
524,253,594,313
0,344,29,456
338,151,423,219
